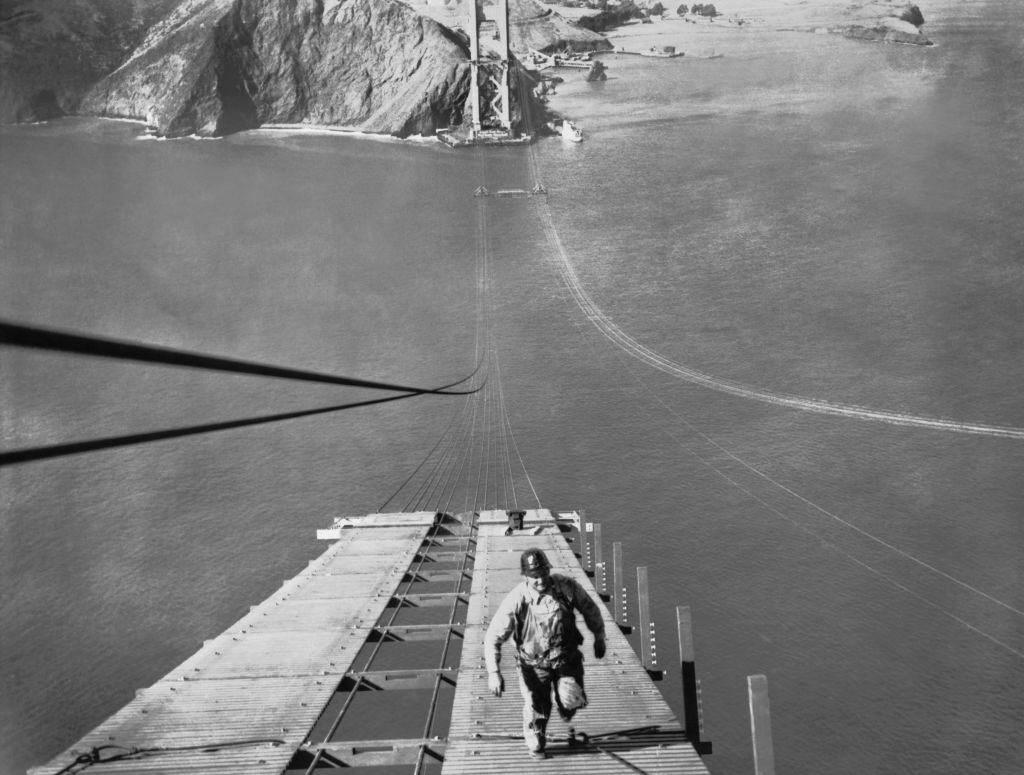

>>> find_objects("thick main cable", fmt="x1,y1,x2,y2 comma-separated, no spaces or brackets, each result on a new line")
1,319,480,396
0,393,421,467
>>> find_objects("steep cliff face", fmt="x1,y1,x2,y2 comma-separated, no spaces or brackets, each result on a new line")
81,0,472,137
78,0,228,135
0,0,179,122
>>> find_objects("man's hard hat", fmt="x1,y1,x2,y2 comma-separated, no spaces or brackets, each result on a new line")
520,548,552,578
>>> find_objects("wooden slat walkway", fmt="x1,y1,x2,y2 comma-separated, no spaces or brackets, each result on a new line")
29,517,437,775
31,508,713,774
443,511,711,774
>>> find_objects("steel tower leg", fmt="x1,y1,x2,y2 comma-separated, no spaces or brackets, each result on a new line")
468,0,512,137
468,0,481,137
496,0,511,131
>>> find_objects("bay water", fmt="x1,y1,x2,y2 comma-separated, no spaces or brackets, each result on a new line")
2,2,1023,772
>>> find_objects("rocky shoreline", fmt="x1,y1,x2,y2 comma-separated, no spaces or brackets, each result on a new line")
550,1,932,50
0,0,934,138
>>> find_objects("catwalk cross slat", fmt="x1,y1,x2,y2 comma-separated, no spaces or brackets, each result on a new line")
30,510,713,775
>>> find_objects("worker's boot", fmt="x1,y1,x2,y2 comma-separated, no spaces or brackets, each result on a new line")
523,719,547,758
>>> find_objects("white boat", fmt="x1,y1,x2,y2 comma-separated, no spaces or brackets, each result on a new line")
560,119,583,142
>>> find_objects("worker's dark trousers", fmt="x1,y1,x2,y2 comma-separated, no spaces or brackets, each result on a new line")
517,649,587,732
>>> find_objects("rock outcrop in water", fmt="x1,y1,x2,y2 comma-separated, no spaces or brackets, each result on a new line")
722,0,932,44
838,4,932,46
840,21,933,46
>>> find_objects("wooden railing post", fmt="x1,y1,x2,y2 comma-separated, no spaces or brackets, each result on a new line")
582,521,594,572
593,523,607,598
677,605,712,755
613,542,630,631
636,567,661,678
748,674,775,775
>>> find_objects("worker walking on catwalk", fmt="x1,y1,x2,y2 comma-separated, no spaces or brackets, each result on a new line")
484,547,607,758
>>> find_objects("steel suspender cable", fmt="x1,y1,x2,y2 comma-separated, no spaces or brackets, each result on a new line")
376,401,466,512
493,350,515,509
499,353,541,508
442,408,475,516
378,124,548,516
434,402,476,513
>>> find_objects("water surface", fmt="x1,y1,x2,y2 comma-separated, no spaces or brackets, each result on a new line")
2,3,1023,773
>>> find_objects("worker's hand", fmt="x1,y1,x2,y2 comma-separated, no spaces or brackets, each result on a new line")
488,671,504,697
594,638,606,659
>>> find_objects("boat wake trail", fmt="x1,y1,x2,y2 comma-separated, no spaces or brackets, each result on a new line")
535,203,1024,440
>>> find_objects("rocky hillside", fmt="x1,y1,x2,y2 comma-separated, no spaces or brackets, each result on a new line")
0,0,179,121
508,0,613,54
1,1,934,136
2,0,596,137
78,0,474,137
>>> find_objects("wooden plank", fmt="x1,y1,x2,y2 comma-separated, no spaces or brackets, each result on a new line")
444,736,713,774
443,524,710,774
318,511,438,538
477,508,557,525
31,509,714,775
748,674,776,775
29,518,434,775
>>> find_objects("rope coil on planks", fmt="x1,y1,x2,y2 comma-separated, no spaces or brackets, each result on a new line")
53,738,286,774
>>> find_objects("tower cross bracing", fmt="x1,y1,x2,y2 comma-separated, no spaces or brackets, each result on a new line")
468,0,512,138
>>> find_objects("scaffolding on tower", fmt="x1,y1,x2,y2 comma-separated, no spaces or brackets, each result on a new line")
438,0,534,147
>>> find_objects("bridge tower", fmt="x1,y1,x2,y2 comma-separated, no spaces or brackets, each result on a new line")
468,0,513,139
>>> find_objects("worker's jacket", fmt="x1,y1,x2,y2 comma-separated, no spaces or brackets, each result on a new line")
484,574,605,671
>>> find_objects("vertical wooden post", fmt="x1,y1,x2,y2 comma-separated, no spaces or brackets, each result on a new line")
582,522,594,572
677,605,711,755
637,567,660,676
747,675,775,775
593,523,606,597
612,542,629,630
